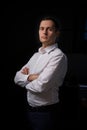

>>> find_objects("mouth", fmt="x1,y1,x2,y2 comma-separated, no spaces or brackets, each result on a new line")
41,36,47,39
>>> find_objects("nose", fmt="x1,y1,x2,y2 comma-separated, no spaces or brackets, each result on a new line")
43,29,47,35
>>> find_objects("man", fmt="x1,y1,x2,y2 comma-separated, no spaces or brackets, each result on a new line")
14,16,67,130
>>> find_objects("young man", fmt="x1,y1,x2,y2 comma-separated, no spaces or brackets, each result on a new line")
14,16,67,130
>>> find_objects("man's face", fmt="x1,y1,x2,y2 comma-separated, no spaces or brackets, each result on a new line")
39,20,59,47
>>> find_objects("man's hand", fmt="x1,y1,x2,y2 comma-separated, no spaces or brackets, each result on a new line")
27,74,39,81
21,67,29,75
21,67,39,81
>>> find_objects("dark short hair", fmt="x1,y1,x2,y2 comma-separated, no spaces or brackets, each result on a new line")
39,16,61,31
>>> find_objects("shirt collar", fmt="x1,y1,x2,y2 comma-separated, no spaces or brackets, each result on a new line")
38,43,58,54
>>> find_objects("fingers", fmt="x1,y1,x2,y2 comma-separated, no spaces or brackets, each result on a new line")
27,74,39,81
21,67,29,74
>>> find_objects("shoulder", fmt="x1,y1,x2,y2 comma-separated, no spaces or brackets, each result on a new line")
51,48,68,63
29,52,40,61
31,52,39,57
51,47,66,57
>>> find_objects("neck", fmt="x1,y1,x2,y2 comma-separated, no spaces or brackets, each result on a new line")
42,42,55,48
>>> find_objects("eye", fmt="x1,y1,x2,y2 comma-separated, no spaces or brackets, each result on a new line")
48,28,53,31
48,27,55,31
39,27,44,31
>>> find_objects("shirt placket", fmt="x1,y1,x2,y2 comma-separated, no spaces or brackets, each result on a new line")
32,54,42,73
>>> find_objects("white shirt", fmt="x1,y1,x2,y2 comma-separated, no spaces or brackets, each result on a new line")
14,43,67,107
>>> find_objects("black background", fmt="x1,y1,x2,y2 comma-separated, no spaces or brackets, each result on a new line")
4,3,87,129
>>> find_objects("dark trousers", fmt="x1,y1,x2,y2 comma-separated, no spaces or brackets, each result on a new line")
25,103,60,130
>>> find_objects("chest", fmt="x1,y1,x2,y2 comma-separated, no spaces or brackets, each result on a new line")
29,53,51,73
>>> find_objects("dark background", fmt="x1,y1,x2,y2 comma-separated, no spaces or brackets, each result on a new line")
5,3,87,129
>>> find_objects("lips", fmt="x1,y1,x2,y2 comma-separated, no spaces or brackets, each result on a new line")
41,36,47,39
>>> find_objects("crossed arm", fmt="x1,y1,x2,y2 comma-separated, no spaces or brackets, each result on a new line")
21,67,39,82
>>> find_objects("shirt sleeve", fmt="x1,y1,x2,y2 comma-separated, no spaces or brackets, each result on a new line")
25,53,67,93
14,53,38,87
14,69,29,87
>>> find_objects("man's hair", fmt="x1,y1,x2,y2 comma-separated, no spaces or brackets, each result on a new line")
39,15,61,31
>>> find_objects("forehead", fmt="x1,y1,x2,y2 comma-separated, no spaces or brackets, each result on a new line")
39,20,55,27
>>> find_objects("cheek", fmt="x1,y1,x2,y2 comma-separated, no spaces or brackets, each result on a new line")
39,35,42,41
39,31,42,37
38,32,41,38
38,31,40,35
49,33,55,38
49,34,56,41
